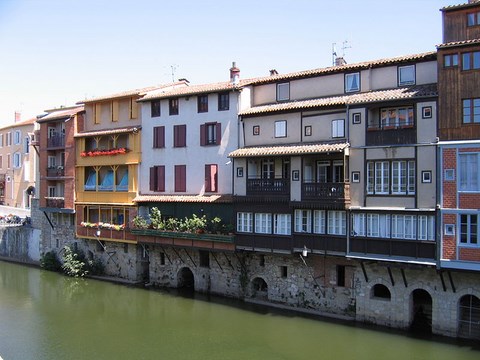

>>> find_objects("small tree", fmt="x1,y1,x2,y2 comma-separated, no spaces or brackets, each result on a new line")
61,246,88,278
40,251,61,272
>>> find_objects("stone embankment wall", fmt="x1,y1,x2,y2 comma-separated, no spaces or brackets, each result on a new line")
0,225,41,264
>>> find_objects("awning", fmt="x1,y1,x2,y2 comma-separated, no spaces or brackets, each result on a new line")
133,194,233,203
74,126,141,138
228,142,349,158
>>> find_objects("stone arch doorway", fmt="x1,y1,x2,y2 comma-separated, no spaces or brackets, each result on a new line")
251,277,268,299
458,294,480,339
410,289,432,334
177,267,195,290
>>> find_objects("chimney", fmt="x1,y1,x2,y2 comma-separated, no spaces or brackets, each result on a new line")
230,62,240,85
335,57,347,66
14,111,21,123
269,69,278,76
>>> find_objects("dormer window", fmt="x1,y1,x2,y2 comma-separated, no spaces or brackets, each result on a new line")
345,73,360,93
398,65,415,86
276,83,290,101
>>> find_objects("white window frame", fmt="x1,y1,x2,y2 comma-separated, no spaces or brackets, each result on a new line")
13,152,21,168
351,213,366,237
276,83,290,101
398,65,415,86
255,213,272,234
345,72,360,93
367,213,391,238
237,212,253,233
459,153,480,192
459,213,479,246
294,210,311,233
14,130,21,145
48,156,56,168
391,214,416,240
48,186,56,198
274,120,287,138
331,119,345,138
274,214,291,235
327,211,346,235
0,134,3,147
418,215,435,241
313,210,326,234
375,161,389,194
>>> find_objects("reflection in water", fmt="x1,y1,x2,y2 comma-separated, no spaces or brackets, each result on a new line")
0,261,478,360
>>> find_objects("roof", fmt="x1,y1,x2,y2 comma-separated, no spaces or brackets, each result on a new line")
139,81,242,101
228,142,349,158
74,125,140,138
36,106,84,123
133,194,233,203
441,1,480,12
243,52,437,86
77,81,188,104
0,117,37,131
437,38,480,49
239,84,438,116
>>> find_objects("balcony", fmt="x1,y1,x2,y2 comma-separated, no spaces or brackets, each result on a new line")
246,178,289,196
349,237,436,261
235,234,292,253
47,167,65,177
76,225,136,243
366,124,415,146
132,228,235,252
45,197,65,208
302,182,350,207
47,134,65,148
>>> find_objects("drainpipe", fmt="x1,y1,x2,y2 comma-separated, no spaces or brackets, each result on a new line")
345,103,350,256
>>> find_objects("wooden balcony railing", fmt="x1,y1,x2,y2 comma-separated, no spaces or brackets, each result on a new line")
246,178,290,196
302,182,350,204
45,197,65,208
47,134,65,148
47,168,65,177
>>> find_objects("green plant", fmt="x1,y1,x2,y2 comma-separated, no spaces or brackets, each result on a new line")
164,217,179,231
40,251,61,272
184,214,207,233
150,207,165,230
209,217,223,233
87,258,105,276
61,246,88,278
132,215,149,229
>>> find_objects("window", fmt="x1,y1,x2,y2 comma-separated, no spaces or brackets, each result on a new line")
304,125,312,136
205,164,218,192
418,215,435,241
237,212,253,233
459,153,480,191
444,54,459,68
200,122,221,146
48,186,56,198
332,119,345,138
197,94,208,113
111,101,119,122
98,169,114,191
460,214,478,245
313,210,326,234
352,213,366,236
199,250,210,268
149,165,165,192
277,83,290,101
84,169,97,191
422,106,432,119
116,169,128,192
336,265,345,287
463,98,480,123
261,159,274,179
274,120,287,138
14,130,21,145
48,156,56,168
372,284,391,300
169,98,179,115
218,92,229,111
274,214,291,235
458,295,480,339
352,113,361,124
253,125,260,135
398,65,415,86
151,100,161,117
0,155,2,169
6,154,10,168
0,134,3,147
422,171,432,183
467,11,480,26
173,125,186,147
174,165,186,192
294,210,312,233
380,106,414,128
13,152,21,168
462,51,480,71
391,214,416,240
153,126,165,148
24,136,30,154
367,160,415,195
366,214,390,238
255,213,272,234
327,211,346,235
6,132,11,146
345,72,360,93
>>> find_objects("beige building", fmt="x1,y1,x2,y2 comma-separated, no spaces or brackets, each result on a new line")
0,117,38,209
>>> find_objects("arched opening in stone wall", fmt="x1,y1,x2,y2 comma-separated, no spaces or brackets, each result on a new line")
251,277,268,299
371,284,391,300
458,294,480,340
410,289,432,334
177,267,195,290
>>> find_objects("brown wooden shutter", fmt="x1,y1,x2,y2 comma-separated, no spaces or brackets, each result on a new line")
205,164,218,192
215,123,222,145
175,165,186,192
200,124,206,146
149,167,155,191
157,166,165,192
154,126,165,148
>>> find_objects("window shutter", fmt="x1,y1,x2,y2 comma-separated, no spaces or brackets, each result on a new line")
111,101,119,122
130,98,138,119
157,166,165,192
215,123,222,145
200,124,206,146
180,125,186,147
205,164,211,192
153,126,165,148
175,165,186,192
149,167,155,191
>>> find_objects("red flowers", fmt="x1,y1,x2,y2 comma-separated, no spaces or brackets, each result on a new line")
80,148,129,157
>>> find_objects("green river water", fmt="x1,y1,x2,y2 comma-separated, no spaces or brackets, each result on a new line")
0,260,478,360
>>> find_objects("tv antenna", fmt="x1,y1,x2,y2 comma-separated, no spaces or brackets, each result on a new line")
170,64,178,82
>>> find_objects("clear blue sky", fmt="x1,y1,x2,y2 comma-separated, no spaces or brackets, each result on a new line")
0,0,454,126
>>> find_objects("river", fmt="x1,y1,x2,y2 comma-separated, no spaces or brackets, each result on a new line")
0,260,478,360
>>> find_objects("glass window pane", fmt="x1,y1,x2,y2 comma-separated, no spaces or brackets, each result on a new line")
463,53,471,70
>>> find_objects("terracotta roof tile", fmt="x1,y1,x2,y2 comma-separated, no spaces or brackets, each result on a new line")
441,1,480,12
37,106,84,123
74,125,140,138
139,81,241,101
229,142,349,158
437,38,480,49
133,194,233,203
0,117,37,131
239,84,437,116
